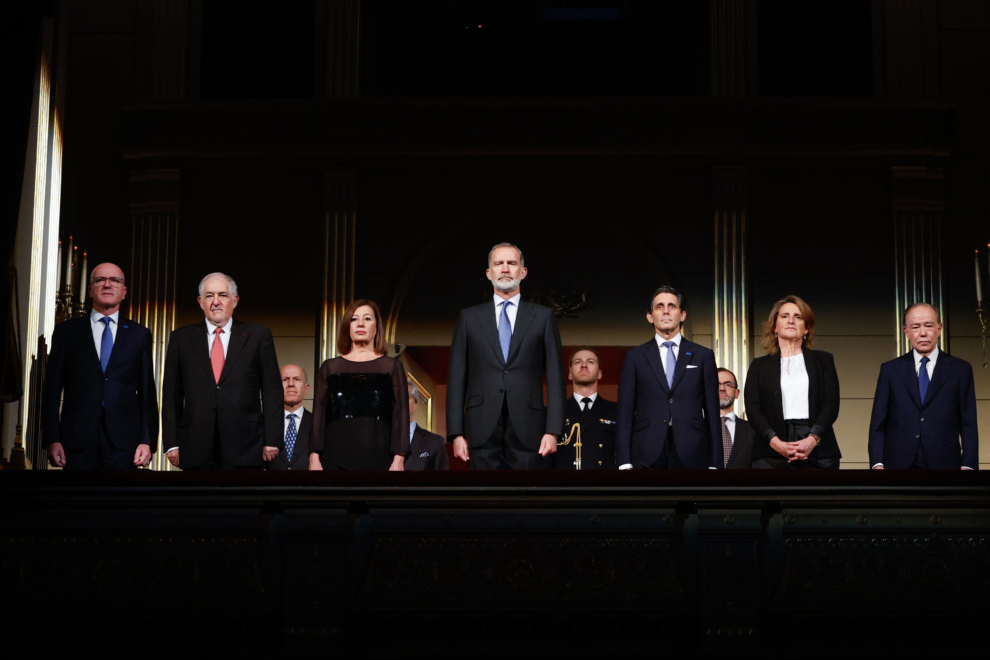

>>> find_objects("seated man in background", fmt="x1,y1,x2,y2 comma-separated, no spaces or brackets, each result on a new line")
268,364,311,471
405,382,449,471
717,368,754,469
554,347,618,470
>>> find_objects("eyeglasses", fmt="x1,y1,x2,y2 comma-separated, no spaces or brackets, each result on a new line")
718,382,737,390
92,277,125,287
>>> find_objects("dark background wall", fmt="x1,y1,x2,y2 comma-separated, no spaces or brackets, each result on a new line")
21,0,990,467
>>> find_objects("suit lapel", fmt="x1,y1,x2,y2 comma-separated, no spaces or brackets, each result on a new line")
104,318,132,372
896,352,923,409
219,321,249,384
79,317,102,369
644,340,670,393
922,351,950,407
506,302,537,365
767,353,785,424
191,325,216,382
669,338,693,392
803,348,820,420
478,304,505,364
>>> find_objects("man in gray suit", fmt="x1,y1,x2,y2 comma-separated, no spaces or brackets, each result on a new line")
447,243,565,469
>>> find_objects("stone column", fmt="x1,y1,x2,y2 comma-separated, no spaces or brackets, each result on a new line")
891,166,946,355
319,170,358,362
712,167,749,416
129,169,181,470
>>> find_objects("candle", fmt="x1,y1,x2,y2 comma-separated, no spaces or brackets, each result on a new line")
978,250,984,304
79,252,88,304
65,236,74,287
56,241,62,291
69,246,76,295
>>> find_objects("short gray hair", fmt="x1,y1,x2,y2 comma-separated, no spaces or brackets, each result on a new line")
408,380,420,404
488,242,525,268
198,272,238,298
902,302,940,326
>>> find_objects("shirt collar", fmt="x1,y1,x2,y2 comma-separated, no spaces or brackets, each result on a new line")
206,316,234,336
91,309,119,324
654,331,682,350
284,407,303,420
721,411,736,423
573,392,598,406
913,346,939,366
494,292,522,308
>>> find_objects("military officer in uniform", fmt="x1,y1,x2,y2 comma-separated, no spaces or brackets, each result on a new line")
554,347,618,470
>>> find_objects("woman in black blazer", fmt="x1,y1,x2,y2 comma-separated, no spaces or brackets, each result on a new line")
744,295,841,469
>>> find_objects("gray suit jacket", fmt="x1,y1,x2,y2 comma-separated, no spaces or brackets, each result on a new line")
446,299,566,450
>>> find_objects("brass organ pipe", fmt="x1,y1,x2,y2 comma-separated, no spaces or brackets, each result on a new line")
731,209,738,394
740,209,748,417
713,211,721,362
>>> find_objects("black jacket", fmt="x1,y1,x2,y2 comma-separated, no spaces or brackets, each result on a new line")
41,315,158,454
405,424,450,471
162,319,284,468
724,415,755,469
268,408,312,471
554,395,618,470
744,348,841,459
616,337,723,469
446,299,566,450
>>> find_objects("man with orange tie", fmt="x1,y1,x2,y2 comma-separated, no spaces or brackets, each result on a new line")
162,272,283,470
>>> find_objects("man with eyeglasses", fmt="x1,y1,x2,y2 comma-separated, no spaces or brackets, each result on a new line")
42,263,158,469
717,368,755,469
162,272,283,470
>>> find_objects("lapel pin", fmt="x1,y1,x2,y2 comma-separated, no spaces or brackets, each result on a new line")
685,352,692,356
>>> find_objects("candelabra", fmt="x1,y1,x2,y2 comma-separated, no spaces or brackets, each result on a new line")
977,246,988,368
54,236,88,323
977,302,987,369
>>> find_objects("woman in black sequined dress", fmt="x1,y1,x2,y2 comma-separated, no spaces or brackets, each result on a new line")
309,299,409,471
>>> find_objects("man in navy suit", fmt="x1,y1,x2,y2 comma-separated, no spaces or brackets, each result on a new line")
869,302,979,470
42,263,158,470
616,286,722,469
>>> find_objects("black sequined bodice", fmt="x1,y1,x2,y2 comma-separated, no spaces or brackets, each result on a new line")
324,373,395,425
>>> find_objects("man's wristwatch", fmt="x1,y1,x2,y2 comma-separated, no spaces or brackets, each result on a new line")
809,433,821,447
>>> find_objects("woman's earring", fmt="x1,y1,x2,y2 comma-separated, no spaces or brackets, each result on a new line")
804,334,808,339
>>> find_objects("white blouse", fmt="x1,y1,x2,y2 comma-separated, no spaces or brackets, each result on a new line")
780,353,810,420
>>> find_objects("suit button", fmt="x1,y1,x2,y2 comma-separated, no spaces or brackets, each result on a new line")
504,370,509,375
920,418,924,422
598,461,602,466
916,435,920,439
216,386,220,390
288,467,292,470
669,398,673,404
663,419,668,424
599,444,603,448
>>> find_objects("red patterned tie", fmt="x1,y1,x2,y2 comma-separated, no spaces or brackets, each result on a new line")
211,327,225,383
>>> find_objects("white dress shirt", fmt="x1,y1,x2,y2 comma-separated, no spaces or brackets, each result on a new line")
284,406,305,439
573,391,598,410
780,353,810,420
494,293,521,332
619,333,684,470
721,411,736,445
90,309,119,360
872,347,964,469
206,317,234,357
653,331,682,370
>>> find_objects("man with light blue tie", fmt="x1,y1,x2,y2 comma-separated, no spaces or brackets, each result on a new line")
616,286,722,469
447,243,566,469
269,364,312,471
869,303,979,470
42,262,158,470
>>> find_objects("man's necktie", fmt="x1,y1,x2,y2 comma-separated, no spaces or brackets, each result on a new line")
285,413,297,461
581,397,592,412
721,416,733,468
498,301,513,363
100,317,113,372
918,356,930,403
211,327,225,383
662,341,676,389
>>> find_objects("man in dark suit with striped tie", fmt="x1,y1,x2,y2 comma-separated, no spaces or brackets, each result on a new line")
268,364,311,471
42,263,158,470
869,303,979,470
717,368,754,469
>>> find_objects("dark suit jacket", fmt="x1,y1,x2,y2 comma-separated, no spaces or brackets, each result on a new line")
405,424,450,471
41,315,158,455
616,336,722,469
554,395,618,470
446,299,566,451
744,348,841,460
162,319,284,468
268,408,311,471
725,415,755,469
868,351,979,469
